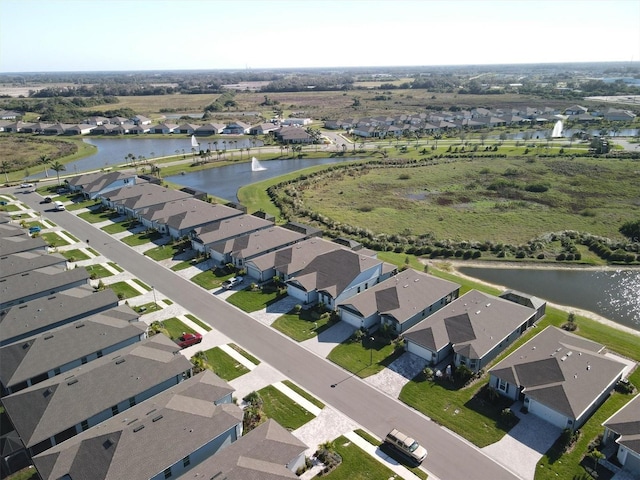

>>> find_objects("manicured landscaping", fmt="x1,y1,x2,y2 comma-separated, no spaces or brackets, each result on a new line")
85,264,115,279
144,240,190,261
65,199,100,211
158,317,196,340
328,334,404,378
185,313,212,332
101,221,132,234
321,435,399,480
40,231,69,247
0,203,21,212
78,209,121,223
104,281,141,300
132,302,161,315
190,268,234,290
271,306,335,341
228,343,260,365
62,231,79,242
107,261,124,272
196,347,250,381
354,429,428,479
257,385,316,430
283,380,325,410
60,248,90,262
132,278,150,291
225,283,287,313
120,230,164,246
171,259,199,271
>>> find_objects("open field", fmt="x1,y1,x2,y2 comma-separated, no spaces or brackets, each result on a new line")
293,156,640,244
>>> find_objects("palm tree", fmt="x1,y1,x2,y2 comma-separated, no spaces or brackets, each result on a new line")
1,160,11,183
39,155,50,177
49,160,66,185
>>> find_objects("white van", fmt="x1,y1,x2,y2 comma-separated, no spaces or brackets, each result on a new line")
54,201,65,211
385,428,428,464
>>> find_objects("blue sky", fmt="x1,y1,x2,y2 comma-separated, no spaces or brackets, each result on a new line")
1,0,639,72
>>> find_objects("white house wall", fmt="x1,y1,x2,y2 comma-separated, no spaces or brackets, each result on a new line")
527,398,571,429
406,341,442,365
619,446,640,475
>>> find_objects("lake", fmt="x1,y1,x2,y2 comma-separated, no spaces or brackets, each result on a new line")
458,266,640,331
165,156,358,202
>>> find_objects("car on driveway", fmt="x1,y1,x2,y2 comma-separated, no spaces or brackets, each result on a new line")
221,276,243,289
176,332,203,349
29,226,41,234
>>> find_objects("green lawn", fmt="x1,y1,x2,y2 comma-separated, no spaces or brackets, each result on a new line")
271,306,335,341
226,283,288,313
190,267,236,290
354,430,428,479
321,435,400,480
171,259,199,271
185,313,212,332
144,240,190,261
282,380,325,410
101,222,131,234
62,231,79,242
77,209,121,224
132,302,161,315
198,347,250,381
120,230,164,246
107,261,124,272
0,204,21,212
85,264,114,279
160,317,196,339
65,199,101,211
60,249,90,262
257,385,316,430
105,281,141,300
328,335,405,378
40,232,69,247
132,278,150,291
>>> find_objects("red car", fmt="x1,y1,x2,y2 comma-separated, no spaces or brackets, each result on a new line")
176,332,202,348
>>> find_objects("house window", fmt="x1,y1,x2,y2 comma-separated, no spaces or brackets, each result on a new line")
97,350,103,358
53,367,61,375
111,405,119,416
498,378,509,393
81,356,88,365
81,420,89,431
182,456,191,467
163,467,172,479
129,397,136,408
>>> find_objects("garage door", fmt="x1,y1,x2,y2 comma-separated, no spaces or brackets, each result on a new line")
528,399,570,429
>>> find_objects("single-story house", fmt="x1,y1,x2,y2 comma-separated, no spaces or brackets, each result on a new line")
20,122,51,134
2,334,193,458
32,370,243,480
245,236,343,283
603,108,637,122
176,123,200,135
565,105,588,115
249,123,280,135
0,287,120,347
338,268,460,333
67,171,138,199
499,290,546,323
404,289,537,371
274,126,313,144
64,124,95,135
137,198,243,239
286,248,396,309
196,123,226,135
209,226,306,268
177,419,307,479
43,123,69,135
150,122,178,134
281,118,312,126
0,305,145,395
489,326,627,431
190,214,274,256
0,251,67,279
0,236,47,256
223,121,251,135
104,183,193,217
131,114,152,125
602,394,640,476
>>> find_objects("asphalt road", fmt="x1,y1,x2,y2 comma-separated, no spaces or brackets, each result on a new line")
15,187,521,480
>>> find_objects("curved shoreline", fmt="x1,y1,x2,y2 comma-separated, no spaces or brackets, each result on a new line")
424,259,640,337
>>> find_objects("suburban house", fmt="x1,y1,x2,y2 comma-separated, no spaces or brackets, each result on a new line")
32,370,244,480
21,122,51,134
274,126,313,144
137,198,243,239
602,394,640,476
177,419,307,480
43,123,68,135
104,183,194,217
190,214,275,255
0,266,90,311
0,222,28,238
489,326,628,431
565,105,588,115
0,305,145,395
195,123,226,135
0,235,47,256
499,290,547,322
63,124,95,135
0,251,67,279
2,334,194,458
131,114,152,125
176,123,199,135
286,248,396,309
0,287,120,347
150,122,178,134
403,290,538,372
223,121,251,134
602,108,637,122
281,118,312,126
208,226,306,269
250,122,279,135
245,236,343,283
337,268,460,333
66,171,138,199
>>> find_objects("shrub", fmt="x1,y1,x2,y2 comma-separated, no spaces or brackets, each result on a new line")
556,253,566,261
524,183,549,192
537,253,545,259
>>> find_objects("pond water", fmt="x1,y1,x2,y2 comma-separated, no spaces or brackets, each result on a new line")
458,266,640,331
165,156,358,202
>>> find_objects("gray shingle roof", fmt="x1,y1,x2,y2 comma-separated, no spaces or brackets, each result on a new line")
339,269,459,322
193,214,274,247
603,394,640,455
139,198,242,232
0,305,144,390
489,326,627,420
177,419,305,479
0,286,119,345
33,371,243,480
210,226,305,260
0,223,27,238
3,334,193,449
0,251,67,279
248,237,342,274
0,236,47,256
404,290,535,357
115,184,193,212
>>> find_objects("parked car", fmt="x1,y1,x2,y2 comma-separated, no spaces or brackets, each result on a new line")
221,276,243,289
29,226,41,234
384,428,428,464
0,201,7,206
176,332,203,348
40,196,52,204
19,183,34,188
54,201,65,211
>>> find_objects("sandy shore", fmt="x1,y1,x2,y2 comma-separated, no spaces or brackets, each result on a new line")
422,259,640,338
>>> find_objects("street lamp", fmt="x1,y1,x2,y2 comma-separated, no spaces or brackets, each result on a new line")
369,336,375,366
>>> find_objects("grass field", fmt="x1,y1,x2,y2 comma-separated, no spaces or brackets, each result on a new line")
198,346,250,381
257,385,316,431
292,156,640,245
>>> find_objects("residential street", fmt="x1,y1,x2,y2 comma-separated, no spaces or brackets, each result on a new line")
15,187,521,480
